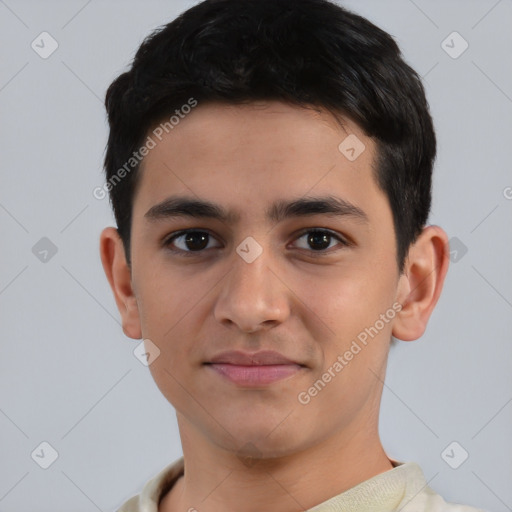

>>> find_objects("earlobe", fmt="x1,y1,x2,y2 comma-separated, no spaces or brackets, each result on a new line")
392,225,450,342
99,227,142,340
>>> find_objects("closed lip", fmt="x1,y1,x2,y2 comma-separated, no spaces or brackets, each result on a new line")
206,350,304,366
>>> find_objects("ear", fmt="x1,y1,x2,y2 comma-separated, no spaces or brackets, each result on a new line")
392,225,450,342
99,227,142,340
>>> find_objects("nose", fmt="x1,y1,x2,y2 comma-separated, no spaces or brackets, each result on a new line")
213,248,291,333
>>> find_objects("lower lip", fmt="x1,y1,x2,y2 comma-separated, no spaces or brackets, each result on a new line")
207,363,303,386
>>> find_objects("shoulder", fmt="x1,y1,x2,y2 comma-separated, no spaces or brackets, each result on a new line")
394,461,486,512
117,494,139,512
116,457,185,512
402,480,487,512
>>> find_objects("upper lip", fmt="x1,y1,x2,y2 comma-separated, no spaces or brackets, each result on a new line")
207,350,302,366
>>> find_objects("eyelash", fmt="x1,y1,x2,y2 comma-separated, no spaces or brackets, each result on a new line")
162,228,351,257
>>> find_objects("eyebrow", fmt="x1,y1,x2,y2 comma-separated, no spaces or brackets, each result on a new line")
144,195,369,224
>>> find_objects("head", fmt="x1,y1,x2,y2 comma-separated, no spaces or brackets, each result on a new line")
100,0,449,460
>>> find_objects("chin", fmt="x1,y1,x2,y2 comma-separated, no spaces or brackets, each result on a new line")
221,421,309,455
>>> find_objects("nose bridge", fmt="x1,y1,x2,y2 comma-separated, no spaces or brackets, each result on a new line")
214,242,289,331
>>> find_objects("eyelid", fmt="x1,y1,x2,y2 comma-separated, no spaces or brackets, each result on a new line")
163,227,351,256
162,229,221,257
290,228,352,251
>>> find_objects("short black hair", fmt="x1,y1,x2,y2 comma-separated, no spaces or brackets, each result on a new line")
103,0,436,273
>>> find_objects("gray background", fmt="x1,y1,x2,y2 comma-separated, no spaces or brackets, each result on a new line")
0,0,511,511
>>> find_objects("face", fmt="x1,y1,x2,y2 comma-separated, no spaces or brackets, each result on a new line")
127,101,404,457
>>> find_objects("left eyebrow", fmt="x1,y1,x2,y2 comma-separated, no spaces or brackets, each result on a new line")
144,195,369,225
267,196,369,224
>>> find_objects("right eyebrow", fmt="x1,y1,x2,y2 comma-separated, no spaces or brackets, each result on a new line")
144,196,239,223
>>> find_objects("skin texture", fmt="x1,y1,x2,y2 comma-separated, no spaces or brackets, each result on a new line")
100,101,449,512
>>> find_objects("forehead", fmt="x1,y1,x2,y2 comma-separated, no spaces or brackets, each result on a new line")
133,101,386,224
143,101,367,167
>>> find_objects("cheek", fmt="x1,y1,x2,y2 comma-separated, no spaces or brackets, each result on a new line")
292,263,397,394
298,267,396,337
134,257,198,330
134,265,211,367
296,273,395,418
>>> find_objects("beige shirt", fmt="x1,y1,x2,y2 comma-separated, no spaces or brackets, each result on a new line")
117,457,486,512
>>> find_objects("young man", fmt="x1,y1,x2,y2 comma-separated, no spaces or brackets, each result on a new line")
99,0,484,510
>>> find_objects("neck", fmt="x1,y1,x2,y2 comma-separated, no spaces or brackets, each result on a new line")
160,413,393,512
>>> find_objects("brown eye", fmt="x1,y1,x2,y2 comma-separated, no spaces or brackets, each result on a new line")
293,229,348,252
166,230,221,253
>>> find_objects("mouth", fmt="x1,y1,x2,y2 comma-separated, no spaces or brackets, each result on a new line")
204,350,307,387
